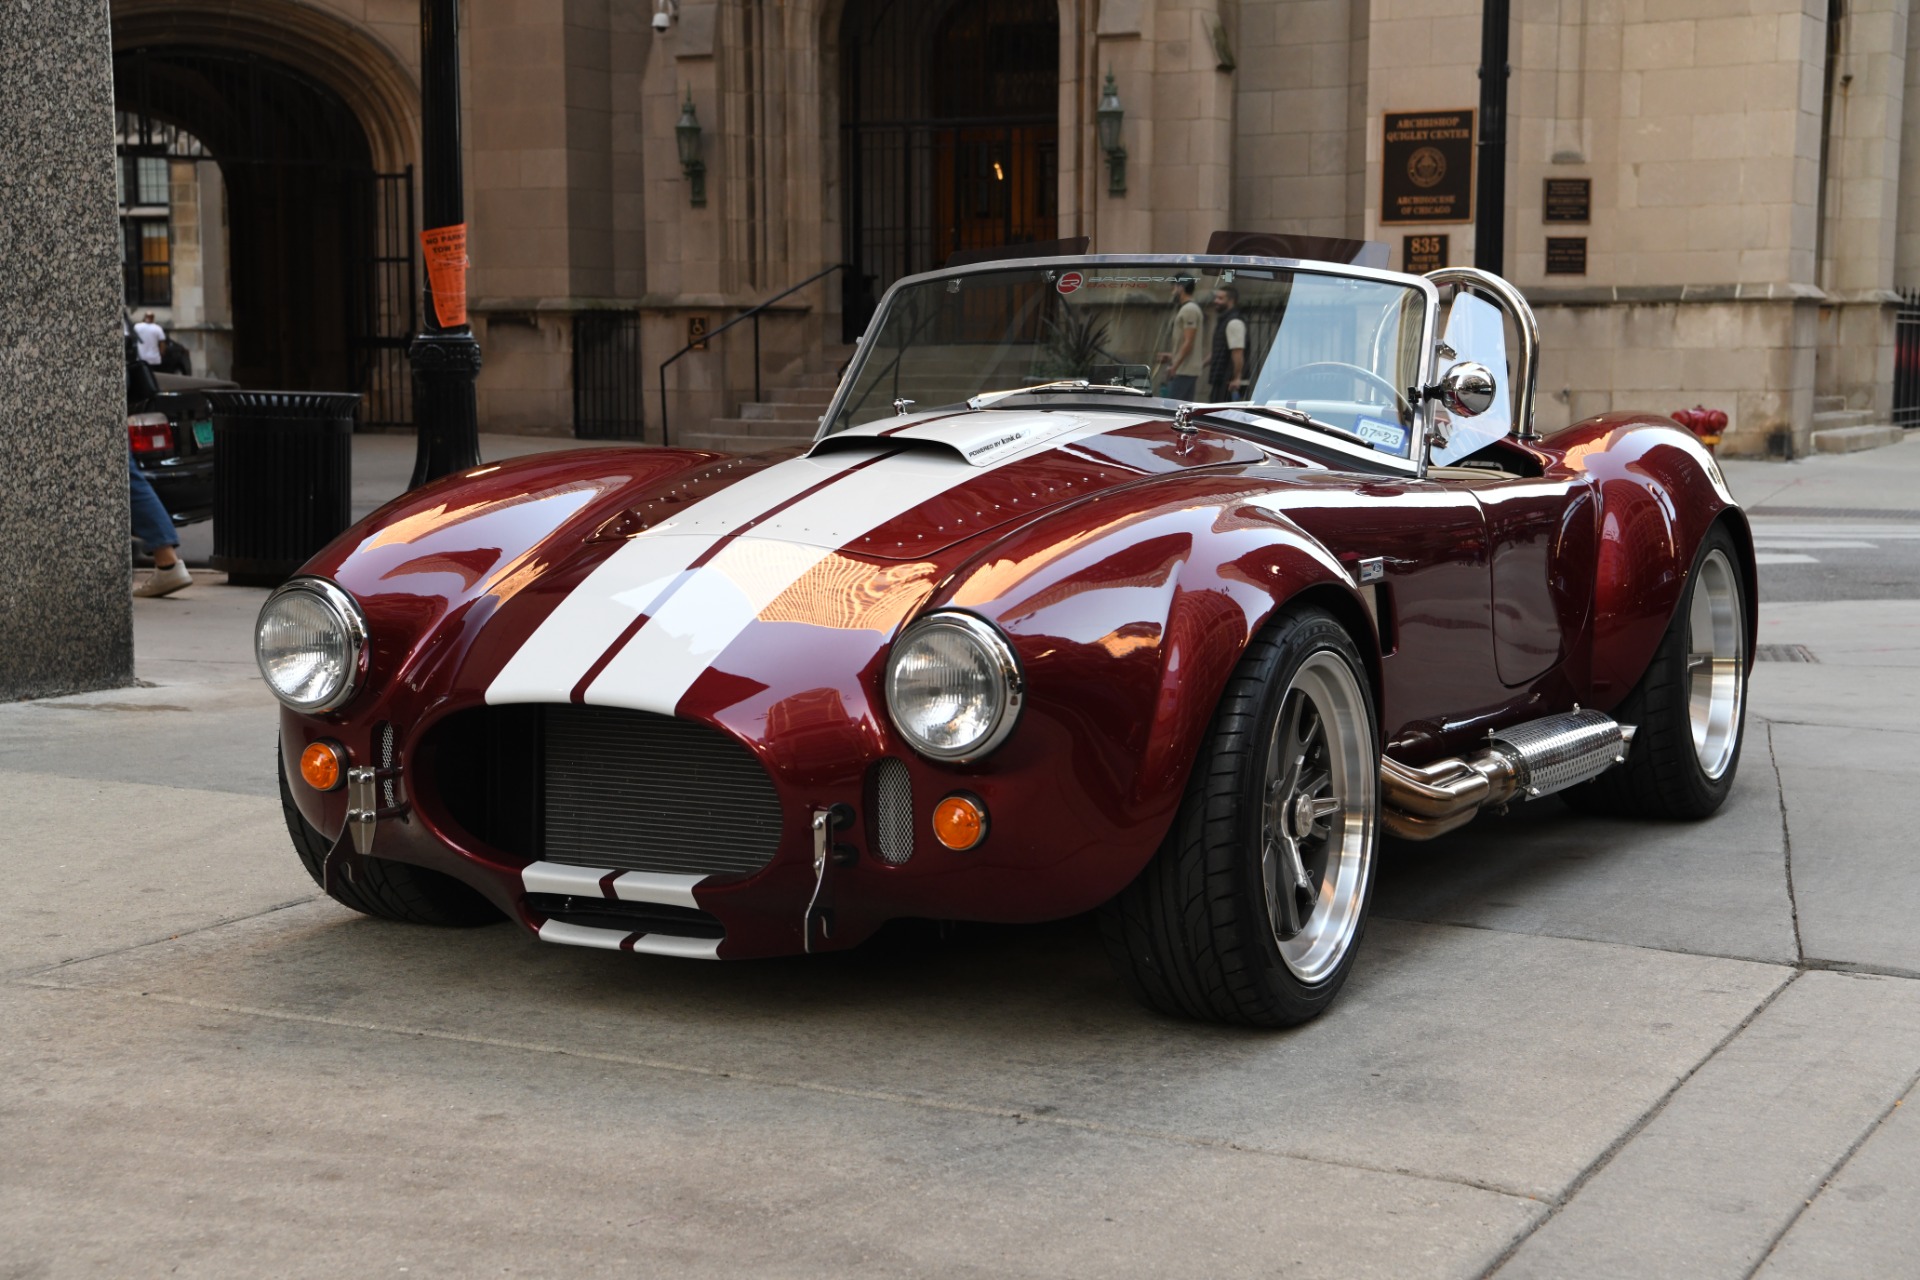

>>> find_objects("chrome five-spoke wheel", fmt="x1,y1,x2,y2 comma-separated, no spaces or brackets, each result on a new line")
1099,605,1382,1026
1261,650,1377,984
1687,547,1745,780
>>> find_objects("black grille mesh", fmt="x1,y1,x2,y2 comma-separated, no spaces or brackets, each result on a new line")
542,705,784,877
874,757,915,865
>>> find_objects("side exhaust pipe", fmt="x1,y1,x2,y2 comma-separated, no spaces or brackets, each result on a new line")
1381,708,1635,841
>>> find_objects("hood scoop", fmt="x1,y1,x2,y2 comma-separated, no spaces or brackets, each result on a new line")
810,411,1093,468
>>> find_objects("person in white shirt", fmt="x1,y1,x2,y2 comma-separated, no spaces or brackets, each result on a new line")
133,313,167,367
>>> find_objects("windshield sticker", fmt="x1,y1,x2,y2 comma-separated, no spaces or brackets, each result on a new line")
1056,271,1084,294
1354,418,1409,452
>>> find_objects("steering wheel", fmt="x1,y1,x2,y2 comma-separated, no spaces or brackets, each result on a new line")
1271,362,1412,420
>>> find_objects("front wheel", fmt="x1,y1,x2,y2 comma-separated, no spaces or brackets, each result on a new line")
1099,607,1380,1027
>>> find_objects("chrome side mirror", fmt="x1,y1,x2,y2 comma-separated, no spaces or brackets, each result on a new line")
1435,361,1497,418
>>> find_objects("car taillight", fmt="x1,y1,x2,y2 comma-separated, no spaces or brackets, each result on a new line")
128,412,173,456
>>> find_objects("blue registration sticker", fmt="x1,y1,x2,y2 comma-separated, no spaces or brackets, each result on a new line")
192,420,215,448
1353,417,1409,454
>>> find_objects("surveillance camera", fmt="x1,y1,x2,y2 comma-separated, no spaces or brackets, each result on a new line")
652,9,670,30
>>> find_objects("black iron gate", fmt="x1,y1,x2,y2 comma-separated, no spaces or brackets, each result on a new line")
839,0,1060,340
349,169,416,430
1896,289,1920,430
573,311,645,439
113,46,413,428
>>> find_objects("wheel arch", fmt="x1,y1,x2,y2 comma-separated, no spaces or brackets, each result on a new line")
1570,417,1749,710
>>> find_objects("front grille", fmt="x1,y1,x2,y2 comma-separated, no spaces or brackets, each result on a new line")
544,705,783,876
429,704,784,880
873,757,915,864
526,893,725,940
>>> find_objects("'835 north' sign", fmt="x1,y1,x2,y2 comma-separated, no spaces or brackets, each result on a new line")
1381,110,1475,225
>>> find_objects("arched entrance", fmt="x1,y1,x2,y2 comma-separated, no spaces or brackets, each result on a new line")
113,45,416,424
839,0,1060,334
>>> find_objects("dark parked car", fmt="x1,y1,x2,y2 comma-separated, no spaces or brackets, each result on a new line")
128,370,231,526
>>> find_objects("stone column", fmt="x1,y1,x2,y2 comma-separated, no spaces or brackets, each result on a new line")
1095,0,1236,253
0,0,133,701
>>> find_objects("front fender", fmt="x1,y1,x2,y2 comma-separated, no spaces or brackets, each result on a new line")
941,473,1371,892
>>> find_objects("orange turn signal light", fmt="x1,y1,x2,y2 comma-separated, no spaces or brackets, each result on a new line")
932,793,988,851
300,740,346,792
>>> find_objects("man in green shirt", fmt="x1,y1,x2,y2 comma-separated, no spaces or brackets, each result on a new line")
1153,277,1203,401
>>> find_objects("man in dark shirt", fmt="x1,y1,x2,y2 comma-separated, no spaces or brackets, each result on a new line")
1208,285,1247,401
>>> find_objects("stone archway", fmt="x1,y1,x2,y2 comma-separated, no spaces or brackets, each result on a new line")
111,1,419,410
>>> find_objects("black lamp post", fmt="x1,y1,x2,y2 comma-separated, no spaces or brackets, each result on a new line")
1474,0,1511,274
409,0,482,488
1096,69,1126,197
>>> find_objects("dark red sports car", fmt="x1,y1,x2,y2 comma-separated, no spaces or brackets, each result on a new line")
258,254,1753,1026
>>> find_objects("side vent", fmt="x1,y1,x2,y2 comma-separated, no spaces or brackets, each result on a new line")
873,758,915,865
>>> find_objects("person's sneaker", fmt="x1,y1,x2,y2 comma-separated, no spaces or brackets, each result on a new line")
134,561,192,598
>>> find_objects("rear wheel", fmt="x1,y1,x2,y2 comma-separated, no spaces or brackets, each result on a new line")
1099,607,1380,1026
278,751,502,926
1563,522,1749,819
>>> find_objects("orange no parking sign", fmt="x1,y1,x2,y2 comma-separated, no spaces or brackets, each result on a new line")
421,223,469,328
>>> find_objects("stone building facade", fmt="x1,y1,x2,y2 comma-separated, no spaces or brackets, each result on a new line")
111,0,1920,456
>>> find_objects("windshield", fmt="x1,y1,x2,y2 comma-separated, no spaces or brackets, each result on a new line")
827,261,1431,458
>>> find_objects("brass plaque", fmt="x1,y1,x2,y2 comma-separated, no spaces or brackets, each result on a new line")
1545,237,1588,276
1381,110,1475,225
1403,234,1449,273
688,315,709,351
1544,177,1591,224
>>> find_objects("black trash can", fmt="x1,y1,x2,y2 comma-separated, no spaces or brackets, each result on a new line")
208,391,360,587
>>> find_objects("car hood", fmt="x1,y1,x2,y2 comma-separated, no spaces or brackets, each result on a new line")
478,408,1269,712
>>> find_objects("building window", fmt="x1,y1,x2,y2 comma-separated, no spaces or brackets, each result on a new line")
118,148,172,307
123,153,171,207
124,217,172,307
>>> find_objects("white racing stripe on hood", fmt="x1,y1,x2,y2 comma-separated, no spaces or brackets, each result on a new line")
581,413,1114,714
485,450,870,705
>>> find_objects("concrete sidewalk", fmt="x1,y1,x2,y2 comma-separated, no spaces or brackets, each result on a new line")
6,436,1919,1277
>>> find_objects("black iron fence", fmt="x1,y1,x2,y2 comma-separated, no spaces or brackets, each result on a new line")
574,311,646,440
1896,289,1920,430
349,168,415,430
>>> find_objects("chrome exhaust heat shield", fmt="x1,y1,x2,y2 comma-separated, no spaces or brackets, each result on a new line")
1381,709,1635,841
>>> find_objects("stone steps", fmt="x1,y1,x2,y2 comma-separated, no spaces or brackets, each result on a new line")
705,415,822,438
1812,408,1876,433
1811,423,1907,454
740,401,826,422
677,428,811,455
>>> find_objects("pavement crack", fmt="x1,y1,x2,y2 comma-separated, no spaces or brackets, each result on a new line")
14,976,1540,1205
1743,1072,1920,1279
1475,970,1804,1280
1,895,320,983
1768,722,1806,964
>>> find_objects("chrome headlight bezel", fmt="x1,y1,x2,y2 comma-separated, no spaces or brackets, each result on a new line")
884,611,1024,762
255,577,370,714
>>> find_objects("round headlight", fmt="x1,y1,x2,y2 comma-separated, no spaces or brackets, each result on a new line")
885,612,1023,761
255,579,368,713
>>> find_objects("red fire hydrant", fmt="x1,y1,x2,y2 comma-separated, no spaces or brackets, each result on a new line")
1671,405,1727,452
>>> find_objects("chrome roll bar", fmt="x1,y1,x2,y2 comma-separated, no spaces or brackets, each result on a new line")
1424,267,1542,440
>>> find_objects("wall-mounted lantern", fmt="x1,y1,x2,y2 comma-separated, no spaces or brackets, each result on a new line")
1096,68,1126,197
676,87,706,207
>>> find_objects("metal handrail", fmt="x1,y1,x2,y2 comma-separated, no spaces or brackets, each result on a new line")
656,262,853,446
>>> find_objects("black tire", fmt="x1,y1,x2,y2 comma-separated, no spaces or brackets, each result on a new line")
1563,521,1750,820
1098,607,1381,1027
278,752,502,926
